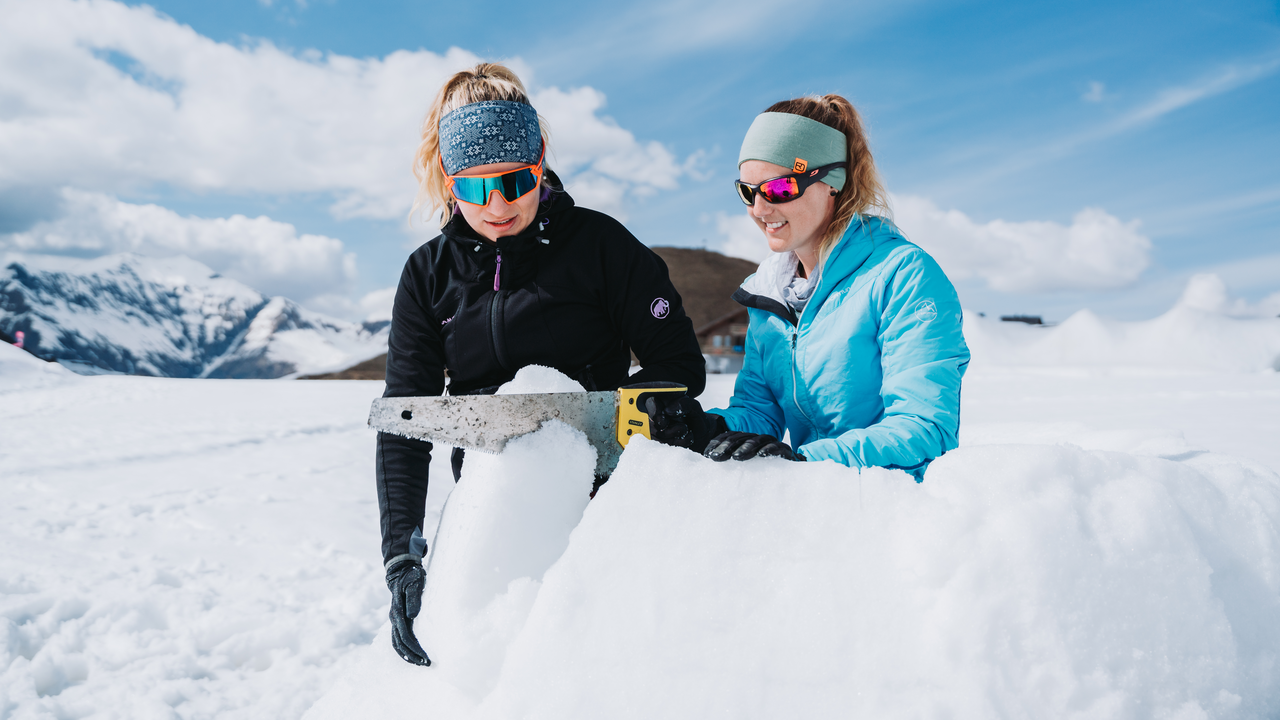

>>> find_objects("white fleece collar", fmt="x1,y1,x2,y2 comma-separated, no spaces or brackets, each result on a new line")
741,251,819,306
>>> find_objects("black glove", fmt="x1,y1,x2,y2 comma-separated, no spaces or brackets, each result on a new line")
644,395,727,452
386,557,431,666
704,431,806,462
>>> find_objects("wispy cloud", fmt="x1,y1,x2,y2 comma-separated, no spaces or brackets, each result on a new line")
1112,58,1280,131
1145,184,1280,231
974,55,1280,182
532,0,818,68
527,0,919,82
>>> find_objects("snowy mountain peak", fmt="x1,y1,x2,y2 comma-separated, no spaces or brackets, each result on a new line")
1,253,387,378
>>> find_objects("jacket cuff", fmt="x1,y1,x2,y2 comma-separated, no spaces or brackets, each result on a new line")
384,553,423,573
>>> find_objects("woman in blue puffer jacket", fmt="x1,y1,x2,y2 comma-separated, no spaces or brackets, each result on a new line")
646,94,969,480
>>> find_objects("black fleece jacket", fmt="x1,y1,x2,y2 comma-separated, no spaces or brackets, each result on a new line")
376,172,706,564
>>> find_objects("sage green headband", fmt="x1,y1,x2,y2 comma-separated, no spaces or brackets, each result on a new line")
738,112,848,191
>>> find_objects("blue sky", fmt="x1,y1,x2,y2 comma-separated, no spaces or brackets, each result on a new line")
1,0,1277,321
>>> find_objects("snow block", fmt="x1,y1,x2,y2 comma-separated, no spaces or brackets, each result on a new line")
415,420,596,697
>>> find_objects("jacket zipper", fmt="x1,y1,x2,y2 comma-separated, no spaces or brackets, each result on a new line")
789,328,815,430
489,249,510,371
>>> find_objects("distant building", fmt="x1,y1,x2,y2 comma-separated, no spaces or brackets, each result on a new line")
697,307,749,374
1000,315,1044,325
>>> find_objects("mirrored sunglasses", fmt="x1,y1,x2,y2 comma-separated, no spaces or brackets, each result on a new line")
445,149,545,206
734,162,847,206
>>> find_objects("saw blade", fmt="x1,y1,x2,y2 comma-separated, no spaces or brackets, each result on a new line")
369,391,622,476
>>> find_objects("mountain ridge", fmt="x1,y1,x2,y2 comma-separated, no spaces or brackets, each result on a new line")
1,253,387,379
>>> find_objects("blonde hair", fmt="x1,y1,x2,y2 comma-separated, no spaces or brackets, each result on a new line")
762,95,890,265
410,63,552,227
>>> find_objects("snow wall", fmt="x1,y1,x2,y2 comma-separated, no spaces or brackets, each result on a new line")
306,366,1280,720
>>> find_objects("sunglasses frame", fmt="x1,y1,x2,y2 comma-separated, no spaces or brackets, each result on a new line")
734,161,848,206
443,147,546,206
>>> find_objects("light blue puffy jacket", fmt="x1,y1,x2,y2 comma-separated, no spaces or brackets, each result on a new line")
711,215,969,480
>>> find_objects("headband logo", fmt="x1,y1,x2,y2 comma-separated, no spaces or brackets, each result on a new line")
793,158,808,173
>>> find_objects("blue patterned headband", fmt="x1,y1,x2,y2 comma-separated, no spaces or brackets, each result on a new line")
438,99,543,175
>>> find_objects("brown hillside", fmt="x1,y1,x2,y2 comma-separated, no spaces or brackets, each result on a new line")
304,246,758,381
299,353,386,380
650,247,757,331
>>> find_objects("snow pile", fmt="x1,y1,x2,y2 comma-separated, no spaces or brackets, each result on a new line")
965,274,1280,372
494,364,589,395
307,369,1280,719
0,341,73,392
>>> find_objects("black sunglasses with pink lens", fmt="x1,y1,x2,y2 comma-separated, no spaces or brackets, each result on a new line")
734,162,847,206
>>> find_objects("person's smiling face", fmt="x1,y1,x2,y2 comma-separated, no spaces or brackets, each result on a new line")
739,159,836,273
452,161,541,242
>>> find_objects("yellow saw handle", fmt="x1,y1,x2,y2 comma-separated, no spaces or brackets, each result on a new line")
617,383,687,447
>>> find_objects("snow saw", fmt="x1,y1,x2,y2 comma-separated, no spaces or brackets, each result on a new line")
367,382,687,477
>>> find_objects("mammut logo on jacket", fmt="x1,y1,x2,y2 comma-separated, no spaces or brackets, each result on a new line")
914,300,937,322
650,298,670,319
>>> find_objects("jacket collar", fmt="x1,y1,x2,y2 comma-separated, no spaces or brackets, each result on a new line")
734,215,885,326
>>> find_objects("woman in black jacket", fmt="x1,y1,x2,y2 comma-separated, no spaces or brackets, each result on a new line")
378,63,705,666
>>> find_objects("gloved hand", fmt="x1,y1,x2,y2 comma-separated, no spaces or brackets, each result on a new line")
703,431,806,462
386,557,431,666
644,395,727,452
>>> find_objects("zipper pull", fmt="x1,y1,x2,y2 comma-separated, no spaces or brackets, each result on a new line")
791,330,798,350
494,252,502,292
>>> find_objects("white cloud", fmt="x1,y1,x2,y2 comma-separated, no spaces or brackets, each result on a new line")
1082,81,1106,102
1176,273,1280,318
0,0,471,219
711,197,1152,293
0,0,690,223
302,285,396,323
892,195,1151,293
713,212,768,264
559,174,631,220
358,286,397,323
532,86,686,215
2,189,356,303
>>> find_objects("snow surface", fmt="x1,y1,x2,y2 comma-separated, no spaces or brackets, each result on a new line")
0,343,73,393
965,276,1280,373
302,368,1280,720
4,290,1280,718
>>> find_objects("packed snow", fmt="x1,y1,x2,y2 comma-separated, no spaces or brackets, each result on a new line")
2,281,1279,719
